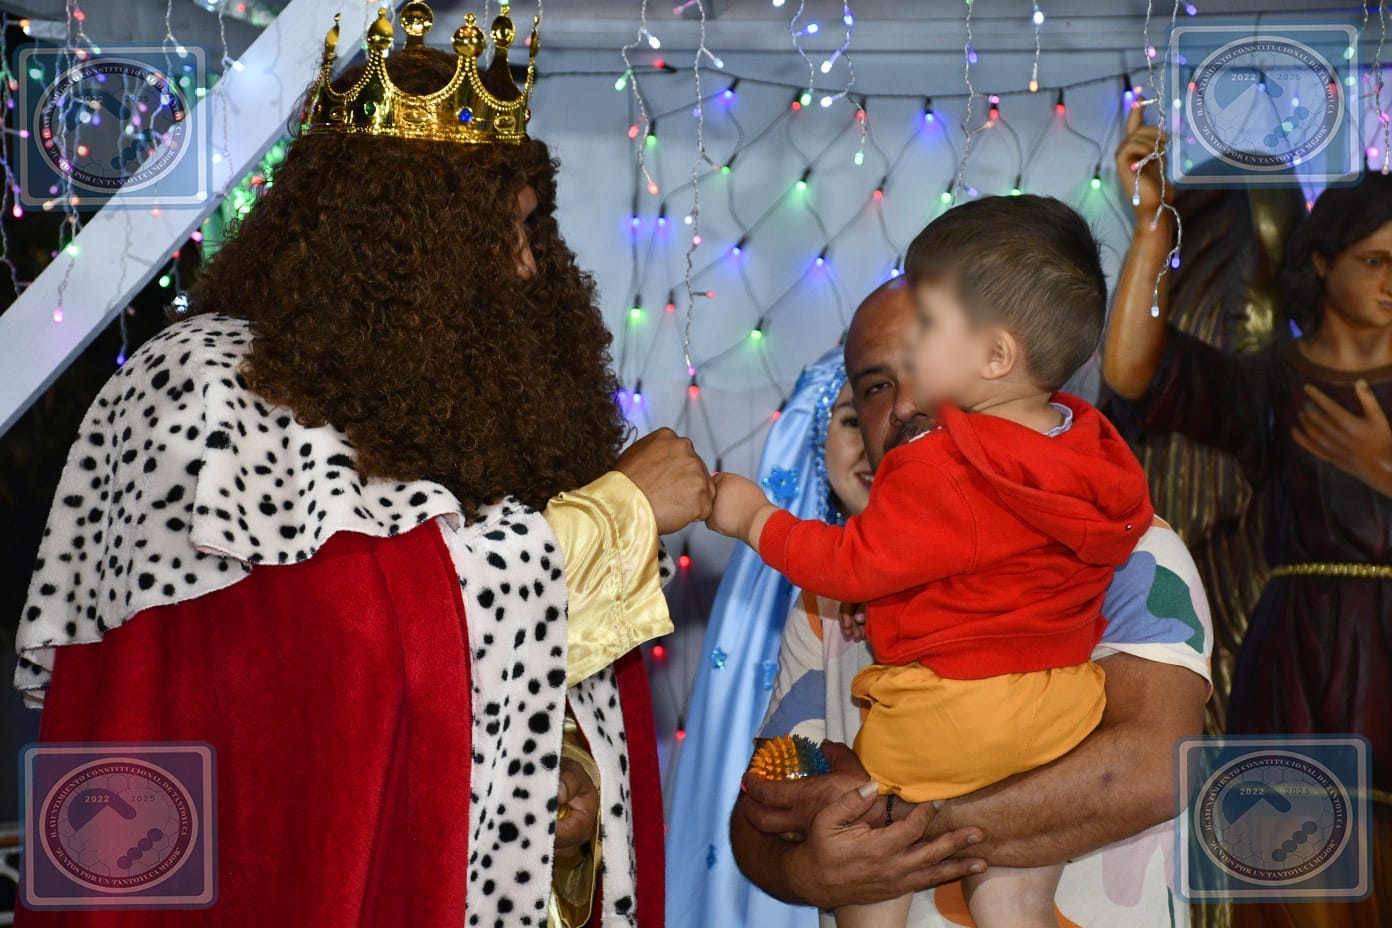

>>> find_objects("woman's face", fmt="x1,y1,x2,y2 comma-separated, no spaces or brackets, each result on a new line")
824,383,872,517
1316,219,1392,331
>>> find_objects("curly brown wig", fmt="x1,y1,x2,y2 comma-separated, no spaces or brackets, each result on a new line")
188,46,627,519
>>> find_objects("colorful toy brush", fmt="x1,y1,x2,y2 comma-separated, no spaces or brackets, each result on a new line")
748,734,832,780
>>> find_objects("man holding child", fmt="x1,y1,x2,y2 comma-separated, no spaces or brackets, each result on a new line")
718,197,1213,926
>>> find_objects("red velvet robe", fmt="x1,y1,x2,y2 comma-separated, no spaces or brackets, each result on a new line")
16,522,664,926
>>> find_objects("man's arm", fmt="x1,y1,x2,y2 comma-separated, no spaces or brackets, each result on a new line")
731,653,1205,906
730,772,987,909
728,593,987,908
924,652,1206,865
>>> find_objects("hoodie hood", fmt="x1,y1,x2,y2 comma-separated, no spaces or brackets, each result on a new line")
939,394,1154,566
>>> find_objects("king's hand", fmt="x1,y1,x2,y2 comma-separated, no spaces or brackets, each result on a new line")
616,428,716,534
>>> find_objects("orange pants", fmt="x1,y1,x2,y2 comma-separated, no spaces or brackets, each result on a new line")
850,661,1106,802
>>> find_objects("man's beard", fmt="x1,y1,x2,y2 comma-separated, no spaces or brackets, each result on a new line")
885,413,937,455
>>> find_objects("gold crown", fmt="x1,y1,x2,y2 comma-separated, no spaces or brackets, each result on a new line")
299,0,539,145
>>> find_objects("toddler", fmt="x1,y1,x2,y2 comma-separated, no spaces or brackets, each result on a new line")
708,195,1154,928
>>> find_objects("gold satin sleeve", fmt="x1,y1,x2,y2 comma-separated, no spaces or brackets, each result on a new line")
548,716,603,928
543,470,672,686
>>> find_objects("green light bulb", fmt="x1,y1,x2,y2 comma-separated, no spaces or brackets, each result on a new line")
939,191,953,204
629,306,644,323
1090,175,1102,190
796,180,807,192
750,328,764,342
158,274,171,288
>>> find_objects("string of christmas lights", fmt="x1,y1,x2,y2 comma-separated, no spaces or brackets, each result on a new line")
620,0,660,199
1029,2,1044,94
614,31,1390,741
0,14,23,300
617,78,1143,455
1369,2,1391,175
817,0,856,109
615,59,1392,423
953,0,984,202
1135,0,1183,317
46,0,98,325
679,0,718,375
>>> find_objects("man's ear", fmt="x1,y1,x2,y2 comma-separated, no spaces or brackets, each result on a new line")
981,328,1018,382
1312,251,1328,280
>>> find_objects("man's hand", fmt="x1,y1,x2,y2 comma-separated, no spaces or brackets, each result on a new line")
615,428,716,534
554,756,600,865
706,472,778,547
838,601,868,643
743,741,877,838
743,780,986,909
1294,381,1392,497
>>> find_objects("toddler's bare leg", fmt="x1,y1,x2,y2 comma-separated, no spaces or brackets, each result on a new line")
834,892,913,928
962,863,1063,928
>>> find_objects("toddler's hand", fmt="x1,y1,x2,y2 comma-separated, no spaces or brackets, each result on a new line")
707,473,776,546
838,602,867,643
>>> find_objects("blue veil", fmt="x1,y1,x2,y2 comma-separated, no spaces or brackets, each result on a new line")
666,347,847,928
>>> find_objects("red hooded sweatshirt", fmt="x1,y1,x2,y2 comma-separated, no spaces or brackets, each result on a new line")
758,393,1155,679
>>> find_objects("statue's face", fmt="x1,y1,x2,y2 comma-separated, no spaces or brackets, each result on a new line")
1315,218,1392,332
513,185,538,280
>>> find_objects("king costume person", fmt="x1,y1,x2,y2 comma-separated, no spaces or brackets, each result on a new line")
13,4,697,925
